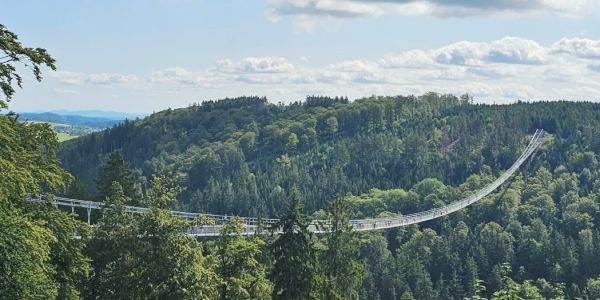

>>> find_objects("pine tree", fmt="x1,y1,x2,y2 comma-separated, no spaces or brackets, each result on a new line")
270,188,318,300
66,178,89,200
83,182,136,299
95,150,136,202
321,196,364,300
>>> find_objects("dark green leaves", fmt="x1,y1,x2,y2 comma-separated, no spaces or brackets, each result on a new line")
0,24,56,109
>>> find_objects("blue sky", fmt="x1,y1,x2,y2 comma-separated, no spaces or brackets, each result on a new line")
2,0,600,113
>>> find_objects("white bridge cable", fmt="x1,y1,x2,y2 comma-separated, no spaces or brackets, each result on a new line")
32,129,545,236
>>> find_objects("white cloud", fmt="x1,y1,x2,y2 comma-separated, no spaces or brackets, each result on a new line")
353,72,388,84
236,74,292,84
215,57,295,73
269,0,380,19
486,36,547,64
380,36,547,70
50,71,86,85
240,57,295,73
435,37,546,65
51,71,139,86
465,65,515,79
380,50,435,68
268,0,595,20
428,67,469,81
88,73,139,85
59,36,600,105
434,41,489,65
149,67,215,87
551,38,600,59
328,60,377,72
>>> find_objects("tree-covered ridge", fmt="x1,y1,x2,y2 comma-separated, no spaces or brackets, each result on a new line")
76,135,600,299
55,94,600,298
59,94,600,217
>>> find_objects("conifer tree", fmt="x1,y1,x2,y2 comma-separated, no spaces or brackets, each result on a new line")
321,196,364,300
270,188,318,300
95,150,136,202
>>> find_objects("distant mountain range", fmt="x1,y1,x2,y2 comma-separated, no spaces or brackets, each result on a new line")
42,110,147,120
19,112,124,128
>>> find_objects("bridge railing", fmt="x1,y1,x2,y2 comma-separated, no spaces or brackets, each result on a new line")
344,129,544,231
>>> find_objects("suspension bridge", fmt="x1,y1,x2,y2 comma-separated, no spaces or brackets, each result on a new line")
32,129,545,236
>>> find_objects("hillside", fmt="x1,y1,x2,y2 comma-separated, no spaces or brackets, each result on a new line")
58,94,600,217
44,94,600,298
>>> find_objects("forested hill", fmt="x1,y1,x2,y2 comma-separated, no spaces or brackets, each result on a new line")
58,94,600,218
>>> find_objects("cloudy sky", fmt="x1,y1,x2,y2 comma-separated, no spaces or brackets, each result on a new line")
3,0,600,113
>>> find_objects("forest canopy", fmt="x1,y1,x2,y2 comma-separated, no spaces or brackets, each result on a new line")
56,94,600,299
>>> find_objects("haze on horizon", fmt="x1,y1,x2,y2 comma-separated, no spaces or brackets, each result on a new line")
2,0,600,113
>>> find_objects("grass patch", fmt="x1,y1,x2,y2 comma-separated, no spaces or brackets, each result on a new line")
56,132,77,142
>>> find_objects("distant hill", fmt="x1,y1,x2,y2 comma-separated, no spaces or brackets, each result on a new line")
46,110,146,120
19,112,122,128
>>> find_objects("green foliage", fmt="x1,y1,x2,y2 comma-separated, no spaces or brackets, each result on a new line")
60,93,600,219
143,175,182,209
85,178,220,299
585,276,600,299
56,94,600,299
320,196,364,300
0,207,58,299
1,24,89,300
95,150,137,202
0,23,56,109
464,279,487,300
491,264,522,300
0,116,69,201
270,189,318,300
134,208,219,299
67,178,89,199
83,182,137,299
216,217,272,299
24,199,91,300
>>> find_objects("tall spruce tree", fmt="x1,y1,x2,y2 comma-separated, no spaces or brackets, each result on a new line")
321,196,364,300
270,188,318,300
95,150,136,202
83,182,136,299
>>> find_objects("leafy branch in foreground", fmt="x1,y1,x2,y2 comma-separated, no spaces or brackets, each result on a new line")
0,23,56,109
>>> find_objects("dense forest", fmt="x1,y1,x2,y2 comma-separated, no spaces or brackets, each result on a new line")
57,93,600,299
4,22,600,299
60,94,598,216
